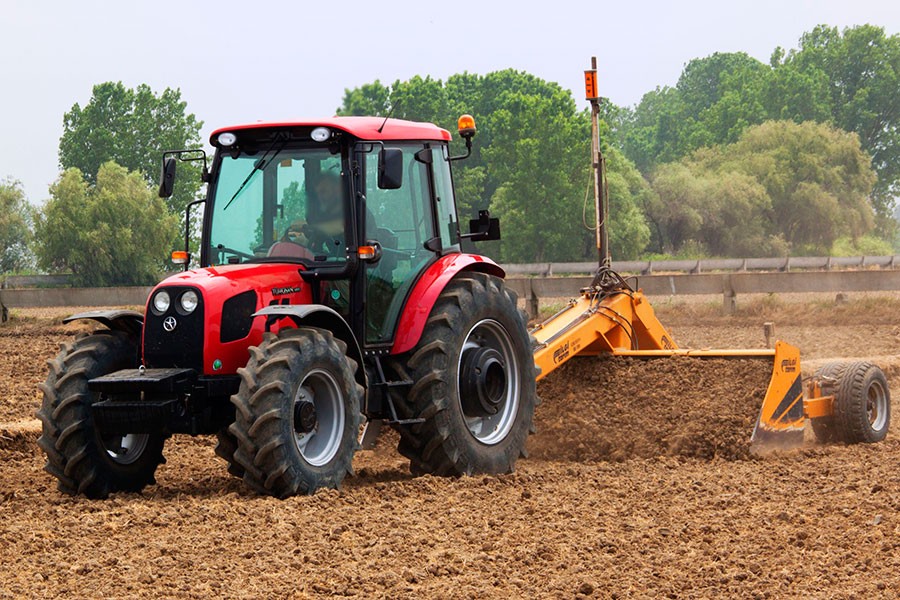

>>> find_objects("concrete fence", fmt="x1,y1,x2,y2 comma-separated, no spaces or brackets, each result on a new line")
506,269,900,316
0,287,152,320
503,255,900,276
2,260,900,321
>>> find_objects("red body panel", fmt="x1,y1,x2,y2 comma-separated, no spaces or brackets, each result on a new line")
144,263,313,375
210,117,451,144
390,254,505,355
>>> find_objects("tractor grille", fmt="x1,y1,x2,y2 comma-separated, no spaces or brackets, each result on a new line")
143,286,204,371
220,290,257,343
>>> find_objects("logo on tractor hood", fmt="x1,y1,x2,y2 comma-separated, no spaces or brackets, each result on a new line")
272,285,302,296
163,316,178,332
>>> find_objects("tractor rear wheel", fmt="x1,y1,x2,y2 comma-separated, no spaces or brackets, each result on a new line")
831,361,890,444
228,327,363,497
36,330,166,498
392,272,536,476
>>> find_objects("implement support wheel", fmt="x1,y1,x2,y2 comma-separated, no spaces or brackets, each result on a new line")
813,361,890,444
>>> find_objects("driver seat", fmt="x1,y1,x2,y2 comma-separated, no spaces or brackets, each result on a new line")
268,241,314,260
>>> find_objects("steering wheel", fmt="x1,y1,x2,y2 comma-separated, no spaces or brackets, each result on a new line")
215,244,255,262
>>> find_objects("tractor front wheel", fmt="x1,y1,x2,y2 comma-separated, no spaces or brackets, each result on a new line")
228,327,363,497
214,427,244,478
36,330,166,498
392,272,537,476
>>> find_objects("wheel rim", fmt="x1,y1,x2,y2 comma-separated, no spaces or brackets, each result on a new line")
457,319,520,445
866,378,888,431
293,369,345,467
101,433,150,465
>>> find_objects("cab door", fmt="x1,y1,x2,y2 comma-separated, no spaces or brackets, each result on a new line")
361,143,439,346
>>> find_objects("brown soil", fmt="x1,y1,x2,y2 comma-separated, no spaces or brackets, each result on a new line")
0,319,85,424
531,356,770,462
2,299,899,598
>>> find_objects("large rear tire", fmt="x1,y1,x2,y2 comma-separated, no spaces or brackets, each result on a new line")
36,330,166,499
392,272,536,476
228,328,363,497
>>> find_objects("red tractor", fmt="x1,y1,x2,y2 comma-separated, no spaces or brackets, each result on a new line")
37,116,537,498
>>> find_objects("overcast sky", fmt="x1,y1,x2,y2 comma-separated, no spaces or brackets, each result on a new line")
3,0,898,203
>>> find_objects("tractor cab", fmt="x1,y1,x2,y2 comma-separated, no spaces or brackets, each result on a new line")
190,118,470,347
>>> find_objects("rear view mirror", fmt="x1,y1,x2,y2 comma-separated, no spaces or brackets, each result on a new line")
378,148,403,190
159,157,177,198
467,210,501,241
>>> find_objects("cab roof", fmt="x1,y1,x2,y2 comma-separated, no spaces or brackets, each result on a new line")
209,117,452,144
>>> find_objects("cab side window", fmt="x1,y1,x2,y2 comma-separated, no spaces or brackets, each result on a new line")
363,145,435,344
431,144,460,253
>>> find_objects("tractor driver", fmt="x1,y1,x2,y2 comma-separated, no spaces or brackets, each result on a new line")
267,170,344,260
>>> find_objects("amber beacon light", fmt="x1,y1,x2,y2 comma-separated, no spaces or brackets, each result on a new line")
457,114,477,139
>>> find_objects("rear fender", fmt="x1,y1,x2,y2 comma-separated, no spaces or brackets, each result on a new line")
391,254,505,355
63,309,144,338
252,304,366,389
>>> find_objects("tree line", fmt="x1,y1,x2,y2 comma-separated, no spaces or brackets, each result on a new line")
1,24,896,285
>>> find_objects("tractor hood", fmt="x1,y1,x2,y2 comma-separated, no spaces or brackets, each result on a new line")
143,263,313,375
156,262,309,300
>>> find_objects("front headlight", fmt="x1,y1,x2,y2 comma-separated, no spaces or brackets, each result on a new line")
180,290,199,313
152,290,171,313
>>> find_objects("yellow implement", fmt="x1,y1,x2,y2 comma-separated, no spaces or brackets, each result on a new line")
529,268,873,449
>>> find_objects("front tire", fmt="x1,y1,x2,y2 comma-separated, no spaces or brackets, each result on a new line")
228,328,363,497
36,330,166,499
392,272,536,476
214,428,244,478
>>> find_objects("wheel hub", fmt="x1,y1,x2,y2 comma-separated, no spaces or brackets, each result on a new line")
294,399,318,434
460,346,507,417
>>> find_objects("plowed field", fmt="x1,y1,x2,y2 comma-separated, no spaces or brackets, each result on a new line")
1,298,899,599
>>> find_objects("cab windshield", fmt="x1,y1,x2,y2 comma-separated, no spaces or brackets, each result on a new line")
207,147,347,266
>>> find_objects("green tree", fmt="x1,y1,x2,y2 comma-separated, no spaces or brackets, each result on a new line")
59,82,204,213
487,92,591,262
621,25,900,239
595,146,653,259
0,178,35,272
713,120,876,252
34,162,180,286
621,53,772,173
648,121,877,256
648,163,773,256
338,80,392,116
620,86,687,173
778,25,900,225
